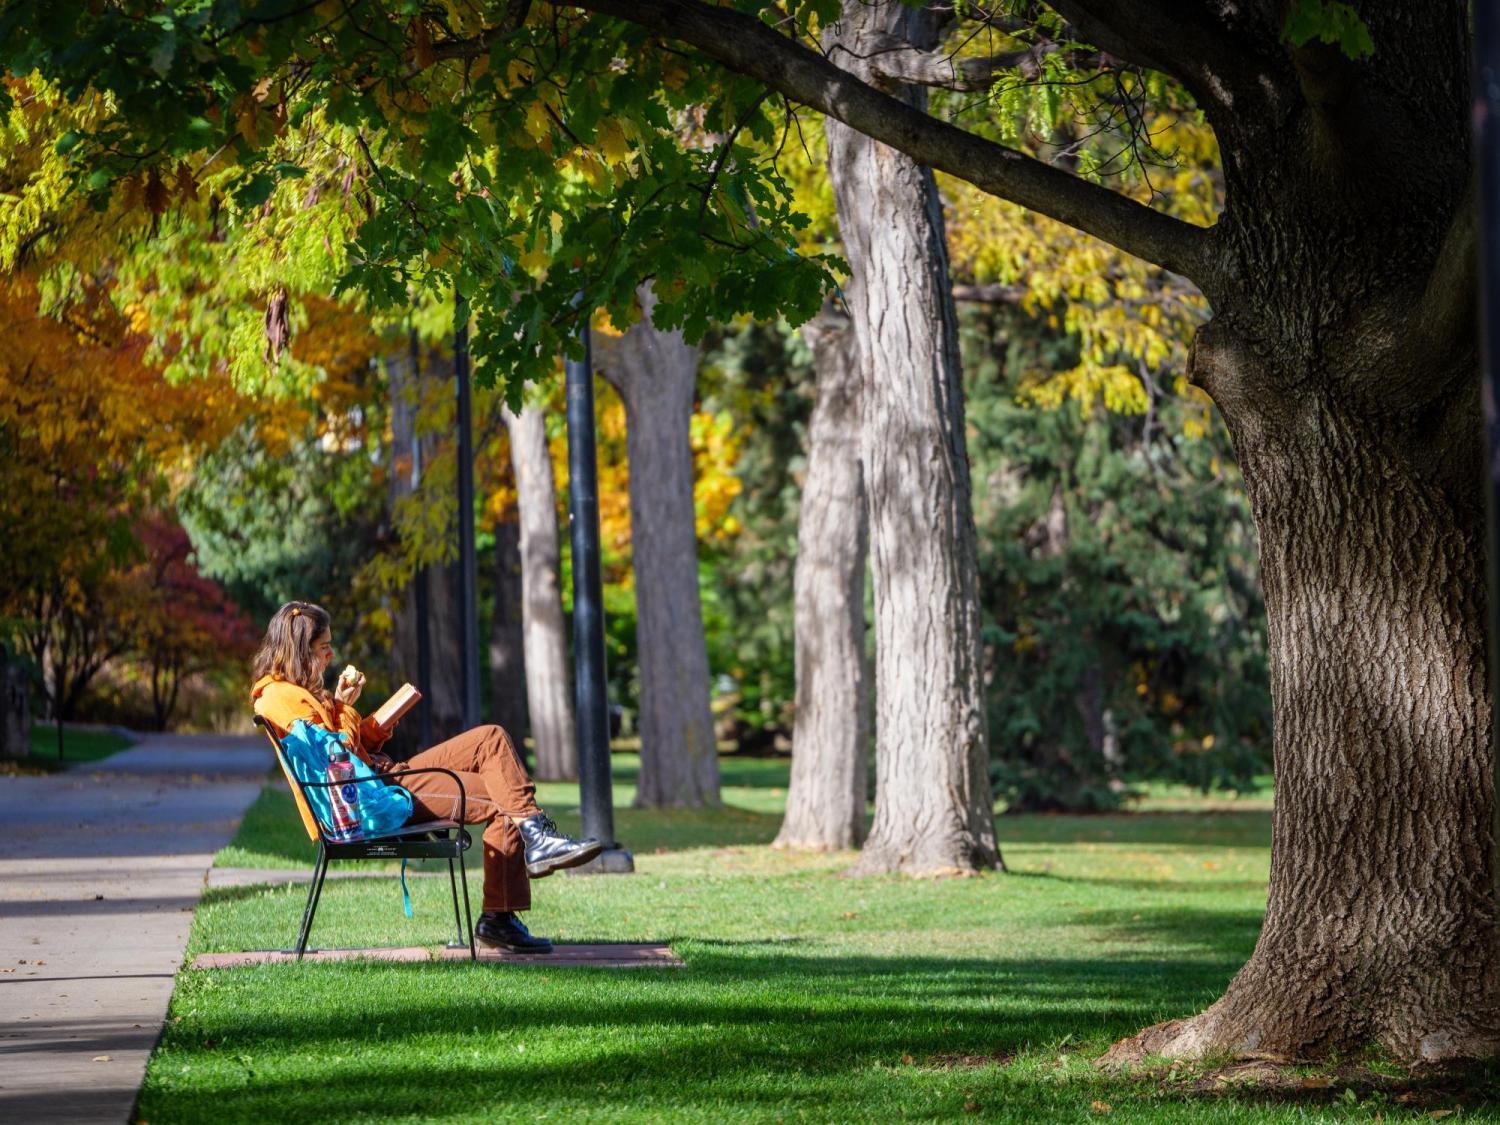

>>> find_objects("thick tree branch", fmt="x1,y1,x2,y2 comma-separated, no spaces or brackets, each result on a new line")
1418,178,1477,348
951,282,1025,304
1380,179,1478,410
860,38,1054,91
429,0,532,63
562,0,1221,288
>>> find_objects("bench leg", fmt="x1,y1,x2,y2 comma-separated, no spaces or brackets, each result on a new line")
457,845,475,961
295,845,329,958
446,857,464,948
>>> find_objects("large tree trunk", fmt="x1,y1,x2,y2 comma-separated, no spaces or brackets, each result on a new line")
1110,352,1500,1063
775,305,871,850
596,287,721,808
502,405,578,781
489,515,529,747
1105,7,1500,1064
826,0,999,875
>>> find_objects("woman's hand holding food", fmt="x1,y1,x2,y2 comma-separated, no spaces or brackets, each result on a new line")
334,663,365,706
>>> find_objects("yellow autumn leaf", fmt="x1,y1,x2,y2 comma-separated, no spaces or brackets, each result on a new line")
524,100,552,141
596,120,630,167
518,245,550,275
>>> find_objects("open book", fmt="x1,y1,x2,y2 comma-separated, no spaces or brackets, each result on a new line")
371,682,422,731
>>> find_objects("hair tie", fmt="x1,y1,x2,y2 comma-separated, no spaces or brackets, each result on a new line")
290,607,300,618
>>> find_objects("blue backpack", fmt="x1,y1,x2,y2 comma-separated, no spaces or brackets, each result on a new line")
278,719,414,839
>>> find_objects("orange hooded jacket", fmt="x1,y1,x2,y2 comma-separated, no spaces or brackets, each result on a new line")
251,674,392,768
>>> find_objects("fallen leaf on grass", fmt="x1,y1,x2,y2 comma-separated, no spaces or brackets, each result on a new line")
1427,1111,1456,1120
1091,1101,1113,1114
1300,1077,1334,1089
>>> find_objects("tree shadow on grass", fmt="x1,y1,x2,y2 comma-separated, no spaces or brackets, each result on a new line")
1011,868,1271,895
998,810,1273,849
139,938,1267,1124
142,942,1500,1122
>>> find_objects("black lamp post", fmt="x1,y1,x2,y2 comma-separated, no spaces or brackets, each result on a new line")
454,292,482,730
410,322,434,748
565,316,633,873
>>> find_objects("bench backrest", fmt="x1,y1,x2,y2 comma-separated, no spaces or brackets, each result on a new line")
253,715,323,843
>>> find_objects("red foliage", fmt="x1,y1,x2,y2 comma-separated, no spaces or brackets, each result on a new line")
121,517,259,729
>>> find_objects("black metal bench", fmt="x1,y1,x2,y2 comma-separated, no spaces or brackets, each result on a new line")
252,715,477,960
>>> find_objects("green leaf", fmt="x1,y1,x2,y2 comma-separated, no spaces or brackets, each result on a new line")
1282,0,1374,60
183,116,217,147
54,130,82,154
233,171,276,207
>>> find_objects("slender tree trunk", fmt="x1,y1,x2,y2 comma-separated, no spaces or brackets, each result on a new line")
826,0,999,875
387,348,466,754
597,287,721,808
425,565,468,743
385,349,423,760
775,305,871,850
1,645,29,759
151,660,169,731
502,405,578,781
489,515,530,750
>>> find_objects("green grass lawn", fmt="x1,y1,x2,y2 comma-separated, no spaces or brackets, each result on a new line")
0,723,135,773
141,759,1497,1123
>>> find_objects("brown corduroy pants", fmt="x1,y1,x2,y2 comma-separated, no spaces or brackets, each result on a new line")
389,724,541,913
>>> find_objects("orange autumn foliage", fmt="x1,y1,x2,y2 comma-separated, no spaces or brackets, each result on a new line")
0,271,244,572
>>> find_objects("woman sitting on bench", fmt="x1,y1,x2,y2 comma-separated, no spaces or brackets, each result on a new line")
250,599,601,953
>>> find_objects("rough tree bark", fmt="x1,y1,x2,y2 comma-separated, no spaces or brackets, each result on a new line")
774,304,871,851
563,0,1500,1066
1098,6,1500,1065
502,405,578,782
489,515,529,747
827,0,1000,875
596,286,721,808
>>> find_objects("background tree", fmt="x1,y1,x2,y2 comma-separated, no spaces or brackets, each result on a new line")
962,301,1268,812
502,402,578,781
596,287,721,808
823,0,998,875
121,517,259,730
773,303,870,851
0,268,240,733
488,509,530,749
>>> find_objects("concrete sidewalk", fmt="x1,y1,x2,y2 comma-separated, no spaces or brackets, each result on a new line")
0,733,270,1123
